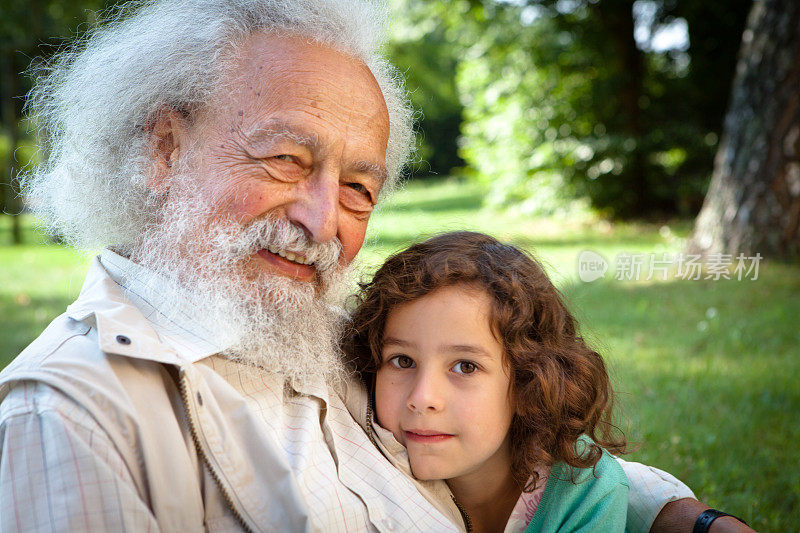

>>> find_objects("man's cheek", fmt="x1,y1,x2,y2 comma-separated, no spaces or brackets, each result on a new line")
341,220,370,264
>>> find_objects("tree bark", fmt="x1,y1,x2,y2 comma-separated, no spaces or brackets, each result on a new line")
688,0,800,260
1,48,22,245
592,0,647,215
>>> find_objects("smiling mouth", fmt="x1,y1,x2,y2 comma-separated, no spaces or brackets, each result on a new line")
404,430,454,444
256,248,316,280
266,245,312,265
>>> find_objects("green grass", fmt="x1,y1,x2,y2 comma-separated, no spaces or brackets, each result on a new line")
2,177,798,530
0,216,91,360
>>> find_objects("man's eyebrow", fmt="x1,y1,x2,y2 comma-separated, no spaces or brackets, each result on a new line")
243,120,319,149
351,159,388,185
243,120,387,183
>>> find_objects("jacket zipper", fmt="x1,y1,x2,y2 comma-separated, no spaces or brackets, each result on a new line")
364,400,378,447
451,495,473,533
177,368,254,533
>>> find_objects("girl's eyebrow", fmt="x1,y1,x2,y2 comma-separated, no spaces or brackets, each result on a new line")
382,338,493,358
440,344,492,358
382,336,416,348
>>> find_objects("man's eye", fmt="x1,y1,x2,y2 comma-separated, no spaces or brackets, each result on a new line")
344,181,372,204
389,355,415,369
273,154,295,162
452,361,477,375
340,182,375,213
347,182,367,192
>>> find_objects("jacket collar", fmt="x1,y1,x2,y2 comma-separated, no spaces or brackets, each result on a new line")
66,251,330,402
66,250,223,365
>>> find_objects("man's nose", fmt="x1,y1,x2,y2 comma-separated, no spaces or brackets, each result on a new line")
286,169,339,243
407,371,445,413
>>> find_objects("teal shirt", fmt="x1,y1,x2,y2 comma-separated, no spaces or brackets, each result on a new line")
524,448,629,532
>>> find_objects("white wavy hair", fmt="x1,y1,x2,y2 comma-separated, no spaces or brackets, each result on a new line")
23,0,413,250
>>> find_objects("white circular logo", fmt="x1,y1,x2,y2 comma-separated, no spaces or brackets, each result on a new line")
577,250,608,282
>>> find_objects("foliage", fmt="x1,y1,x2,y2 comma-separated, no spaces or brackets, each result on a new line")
3,179,799,530
449,0,752,218
455,2,601,216
385,0,465,177
0,0,757,227
0,0,119,244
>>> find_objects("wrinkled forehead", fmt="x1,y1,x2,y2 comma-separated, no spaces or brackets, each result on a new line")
209,33,390,142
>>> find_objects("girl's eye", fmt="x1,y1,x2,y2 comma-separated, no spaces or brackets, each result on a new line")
389,355,415,369
452,361,477,375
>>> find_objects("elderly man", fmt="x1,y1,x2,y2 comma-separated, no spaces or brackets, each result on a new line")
0,0,750,532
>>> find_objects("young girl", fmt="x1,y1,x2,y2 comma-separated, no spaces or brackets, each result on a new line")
344,231,628,533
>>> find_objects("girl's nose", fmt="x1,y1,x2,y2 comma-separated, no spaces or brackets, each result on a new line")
406,373,444,413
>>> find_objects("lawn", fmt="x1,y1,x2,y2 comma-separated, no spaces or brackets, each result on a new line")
1,177,798,530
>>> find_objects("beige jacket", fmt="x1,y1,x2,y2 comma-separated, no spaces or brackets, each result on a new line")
0,256,461,532
0,254,692,532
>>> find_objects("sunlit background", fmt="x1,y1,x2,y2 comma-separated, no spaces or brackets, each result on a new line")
1,0,798,529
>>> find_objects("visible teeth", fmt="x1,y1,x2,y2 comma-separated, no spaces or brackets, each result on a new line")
266,246,309,265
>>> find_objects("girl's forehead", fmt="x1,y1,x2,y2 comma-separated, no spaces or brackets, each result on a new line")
386,284,492,323
383,285,506,356
399,282,490,309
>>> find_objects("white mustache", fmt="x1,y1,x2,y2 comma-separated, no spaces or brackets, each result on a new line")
213,216,343,276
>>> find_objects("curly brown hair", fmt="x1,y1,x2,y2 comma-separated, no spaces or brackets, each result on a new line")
343,231,626,490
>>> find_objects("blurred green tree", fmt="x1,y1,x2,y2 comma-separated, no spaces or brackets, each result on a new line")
0,0,113,244
1,0,762,225
450,0,751,217
386,0,465,177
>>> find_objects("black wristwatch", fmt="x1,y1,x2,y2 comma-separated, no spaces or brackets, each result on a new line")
692,508,749,533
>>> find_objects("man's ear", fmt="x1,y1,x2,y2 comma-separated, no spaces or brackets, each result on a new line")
145,107,191,193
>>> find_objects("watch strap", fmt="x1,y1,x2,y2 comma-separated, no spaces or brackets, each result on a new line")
692,508,749,533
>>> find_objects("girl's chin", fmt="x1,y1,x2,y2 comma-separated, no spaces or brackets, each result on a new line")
408,461,457,482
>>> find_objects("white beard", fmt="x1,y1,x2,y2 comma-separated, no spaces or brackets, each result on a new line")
128,173,351,385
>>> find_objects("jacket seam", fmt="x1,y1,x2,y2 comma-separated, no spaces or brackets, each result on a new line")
8,323,92,371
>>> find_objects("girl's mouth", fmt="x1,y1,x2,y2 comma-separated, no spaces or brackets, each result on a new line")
404,430,454,444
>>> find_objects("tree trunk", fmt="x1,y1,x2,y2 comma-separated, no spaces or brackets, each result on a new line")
688,0,800,260
1,48,22,245
593,0,647,215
